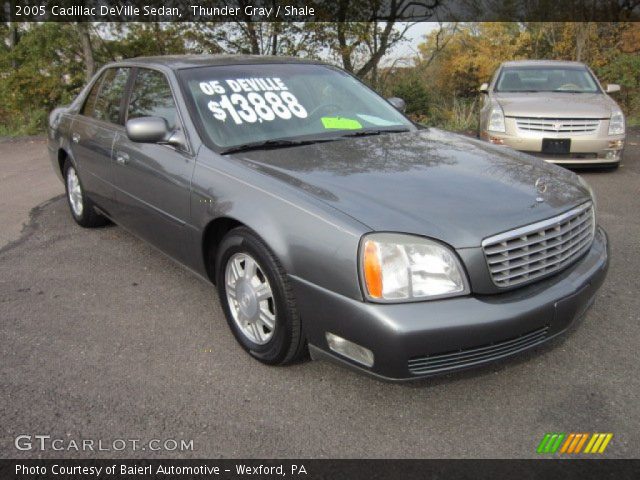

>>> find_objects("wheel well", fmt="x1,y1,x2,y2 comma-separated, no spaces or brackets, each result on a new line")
202,217,244,283
58,149,68,176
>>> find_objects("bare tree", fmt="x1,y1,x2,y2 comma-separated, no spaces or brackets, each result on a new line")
329,0,440,81
77,23,95,82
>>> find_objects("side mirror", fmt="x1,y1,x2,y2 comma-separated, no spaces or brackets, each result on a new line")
126,117,170,144
387,97,406,113
479,83,489,94
606,84,620,93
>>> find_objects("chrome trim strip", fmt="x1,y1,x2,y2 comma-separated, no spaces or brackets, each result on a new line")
481,202,592,247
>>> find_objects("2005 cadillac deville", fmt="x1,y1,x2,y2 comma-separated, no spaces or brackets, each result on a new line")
48,55,609,380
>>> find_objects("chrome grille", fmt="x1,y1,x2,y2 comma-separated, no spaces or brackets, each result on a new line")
482,203,594,288
408,326,549,375
515,117,600,134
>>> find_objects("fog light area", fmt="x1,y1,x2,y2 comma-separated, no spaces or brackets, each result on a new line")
325,332,374,367
605,150,621,160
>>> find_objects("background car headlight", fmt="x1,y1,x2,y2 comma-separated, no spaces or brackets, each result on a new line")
360,233,469,302
488,105,506,133
608,108,625,135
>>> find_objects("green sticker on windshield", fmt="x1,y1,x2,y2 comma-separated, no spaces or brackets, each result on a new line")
321,117,362,130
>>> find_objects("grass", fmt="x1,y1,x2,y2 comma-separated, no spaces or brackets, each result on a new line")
0,108,48,137
626,116,640,128
411,97,479,134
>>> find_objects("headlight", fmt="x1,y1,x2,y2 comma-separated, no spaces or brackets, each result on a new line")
608,108,625,135
578,175,597,210
360,233,469,302
488,105,506,133
578,175,598,231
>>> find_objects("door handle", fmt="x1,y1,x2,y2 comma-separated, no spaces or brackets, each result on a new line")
115,151,130,165
71,133,80,144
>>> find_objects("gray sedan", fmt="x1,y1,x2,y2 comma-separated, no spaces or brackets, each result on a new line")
48,55,608,380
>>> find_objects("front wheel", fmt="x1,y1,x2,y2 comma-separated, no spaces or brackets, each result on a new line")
215,227,306,365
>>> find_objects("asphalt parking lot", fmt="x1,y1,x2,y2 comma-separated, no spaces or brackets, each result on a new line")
1,130,639,459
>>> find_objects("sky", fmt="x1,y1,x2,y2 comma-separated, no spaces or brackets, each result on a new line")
386,22,442,64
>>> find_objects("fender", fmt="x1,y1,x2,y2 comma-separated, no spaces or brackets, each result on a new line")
188,150,370,301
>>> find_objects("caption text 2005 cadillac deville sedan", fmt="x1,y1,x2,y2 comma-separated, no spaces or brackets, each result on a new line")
48,55,609,380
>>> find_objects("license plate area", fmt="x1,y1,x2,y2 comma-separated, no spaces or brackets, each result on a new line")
542,138,571,154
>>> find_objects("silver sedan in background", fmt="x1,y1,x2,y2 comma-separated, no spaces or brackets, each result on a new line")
479,60,625,168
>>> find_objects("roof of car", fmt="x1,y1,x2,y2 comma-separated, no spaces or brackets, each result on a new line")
118,54,325,70
501,60,588,68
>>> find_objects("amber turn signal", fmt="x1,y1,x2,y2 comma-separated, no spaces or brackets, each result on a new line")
363,240,383,298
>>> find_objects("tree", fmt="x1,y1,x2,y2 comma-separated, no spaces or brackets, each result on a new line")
104,23,193,58
314,0,439,84
213,21,319,57
0,23,87,133
77,23,95,82
388,70,431,118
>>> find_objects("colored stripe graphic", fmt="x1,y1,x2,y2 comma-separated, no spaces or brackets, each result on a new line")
536,434,552,453
549,433,565,453
584,433,613,454
574,433,589,453
539,433,613,454
537,433,565,453
560,434,575,453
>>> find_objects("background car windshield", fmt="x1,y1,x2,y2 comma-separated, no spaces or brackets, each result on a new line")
496,67,600,93
179,63,413,149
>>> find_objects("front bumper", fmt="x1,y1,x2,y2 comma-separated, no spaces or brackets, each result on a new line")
292,227,609,381
485,118,625,165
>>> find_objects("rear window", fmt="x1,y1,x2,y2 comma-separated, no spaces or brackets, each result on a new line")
81,73,106,117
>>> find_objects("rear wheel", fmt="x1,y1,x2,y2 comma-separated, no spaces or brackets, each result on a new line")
216,227,306,365
63,159,108,228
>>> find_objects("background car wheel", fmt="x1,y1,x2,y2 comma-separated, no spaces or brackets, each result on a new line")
63,159,108,228
215,227,307,365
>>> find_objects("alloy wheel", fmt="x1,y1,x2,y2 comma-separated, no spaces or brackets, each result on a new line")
225,252,276,345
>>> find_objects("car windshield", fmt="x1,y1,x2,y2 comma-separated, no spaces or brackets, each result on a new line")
495,66,600,93
178,63,414,150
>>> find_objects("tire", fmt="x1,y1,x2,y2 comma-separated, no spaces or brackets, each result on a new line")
215,227,307,365
63,159,109,228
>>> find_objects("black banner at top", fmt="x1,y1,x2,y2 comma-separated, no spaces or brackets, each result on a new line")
2,0,640,22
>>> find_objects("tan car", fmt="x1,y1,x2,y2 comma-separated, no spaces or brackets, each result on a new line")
479,60,625,168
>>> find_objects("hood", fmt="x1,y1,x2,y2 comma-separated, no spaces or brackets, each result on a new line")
495,92,614,118
230,129,590,248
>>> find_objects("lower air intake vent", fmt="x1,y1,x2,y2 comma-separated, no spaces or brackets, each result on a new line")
408,326,549,375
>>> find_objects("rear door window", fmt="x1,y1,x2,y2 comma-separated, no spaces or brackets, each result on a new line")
85,67,131,124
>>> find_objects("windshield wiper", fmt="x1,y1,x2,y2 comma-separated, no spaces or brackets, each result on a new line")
221,137,335,155
221,128,411,154
338,128,410,138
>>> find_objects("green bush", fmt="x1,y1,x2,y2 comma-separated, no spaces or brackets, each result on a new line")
596,53,640,121
389,75,431,121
